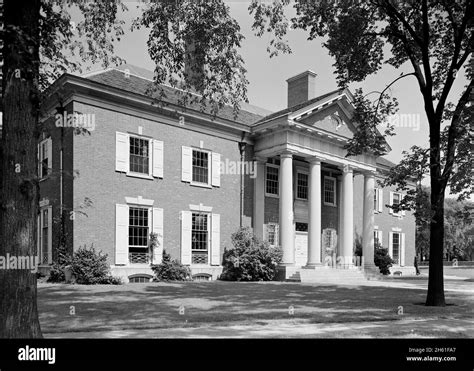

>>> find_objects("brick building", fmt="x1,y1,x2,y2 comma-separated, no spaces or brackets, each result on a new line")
37,64,416,282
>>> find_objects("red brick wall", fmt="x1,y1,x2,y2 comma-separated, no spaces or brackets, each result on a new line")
71,101,244,264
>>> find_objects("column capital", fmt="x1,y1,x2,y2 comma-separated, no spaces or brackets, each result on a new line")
278,150,296,159
307,155,323,165
341,164,354,174
363,170,376,179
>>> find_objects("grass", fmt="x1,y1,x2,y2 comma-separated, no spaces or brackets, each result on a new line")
37,279,474,337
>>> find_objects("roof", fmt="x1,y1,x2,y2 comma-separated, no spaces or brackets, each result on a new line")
376,157,397,168
255,89,343,124
81,64,272,125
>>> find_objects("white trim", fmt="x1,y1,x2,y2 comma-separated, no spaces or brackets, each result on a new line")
390,191,403,217
38,137,52,179
39,206,53,265
392,227,402,232
189,204,213,212
39,198,50,208
389,231,403,266
265,222,279,247
127,134,153,178
295,170,309,201
265,163,280,197
190,211,211,267
289,93,347,120
191,147,212,187
323,176,337,207
125,196,155,206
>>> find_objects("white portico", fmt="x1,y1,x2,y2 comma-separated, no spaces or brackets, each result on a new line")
251,74,382,279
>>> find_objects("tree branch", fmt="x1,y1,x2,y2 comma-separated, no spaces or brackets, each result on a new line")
382,0,424,47
441,79,473,186
435,2,473,120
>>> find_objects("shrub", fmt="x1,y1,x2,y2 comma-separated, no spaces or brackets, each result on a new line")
151,250,192,281
220,227,282,281
374,241,394,275
69,244,121,285
47,263,66,283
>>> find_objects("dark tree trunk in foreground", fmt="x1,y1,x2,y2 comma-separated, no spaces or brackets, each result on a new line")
0,0,42,338
426,183,446,306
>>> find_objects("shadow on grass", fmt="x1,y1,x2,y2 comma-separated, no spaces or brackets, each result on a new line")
37,281,474,334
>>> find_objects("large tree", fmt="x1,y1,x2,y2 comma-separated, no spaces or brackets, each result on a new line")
0,0,248,337
249,0,473,306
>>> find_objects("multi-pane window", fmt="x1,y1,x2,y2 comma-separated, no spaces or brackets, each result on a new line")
41,209,49,264
324,177,336,206
295,222,308,232
129,137,150,174
192,150,209,184
192,213,209,264
38,138,50,179
297,172,308,200
266,165,279,196
129,207,149,264
392,192,401,215
266,223,279,246
392,232,400,264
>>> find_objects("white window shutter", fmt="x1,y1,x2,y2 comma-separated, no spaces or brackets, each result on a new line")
181,211,192,264
47,207,53,264
181,146,192,182
388,232,393,259
263,224,268,242
115,204,129,265
37,214,40,261
211,213,221,265
377,230,383,247
378,189,384,212
116,132,129,172
37,143,41,178
46,138,53,175
211,152,221,187
275,224,280,246
389,192,394,214
152,140,164,178
401,233,406,266
401,194,406,216
152,208,164,264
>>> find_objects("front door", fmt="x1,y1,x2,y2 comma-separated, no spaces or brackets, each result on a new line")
294,222,308,267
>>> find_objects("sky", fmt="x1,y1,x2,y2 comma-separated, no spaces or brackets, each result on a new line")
77,1,470,191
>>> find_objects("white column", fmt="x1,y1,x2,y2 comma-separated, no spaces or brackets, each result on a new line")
341,165,354,268
307,158,321,266
253,158,266,240
362,172,376,269
279,152,294,265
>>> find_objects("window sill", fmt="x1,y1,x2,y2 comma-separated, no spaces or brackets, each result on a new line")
126,172,154,180
324,202,337,207
190,182,212,189
295,197,308,202
265,193,279,198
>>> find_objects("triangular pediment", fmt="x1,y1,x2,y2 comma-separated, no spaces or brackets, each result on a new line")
297,101,357,140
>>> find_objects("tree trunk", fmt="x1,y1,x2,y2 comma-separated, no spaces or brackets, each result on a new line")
0,0,42,337
425,154,446,306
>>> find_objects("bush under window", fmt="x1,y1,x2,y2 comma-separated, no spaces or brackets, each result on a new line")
220,227,282,281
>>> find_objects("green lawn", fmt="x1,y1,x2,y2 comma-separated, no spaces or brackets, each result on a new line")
37,280,474,338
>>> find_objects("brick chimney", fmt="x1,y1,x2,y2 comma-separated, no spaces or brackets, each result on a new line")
286,70,317,108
